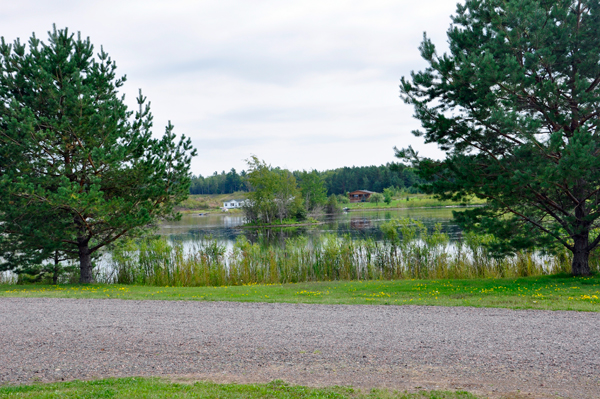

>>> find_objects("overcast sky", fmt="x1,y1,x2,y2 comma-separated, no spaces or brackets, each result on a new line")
3,1,459,176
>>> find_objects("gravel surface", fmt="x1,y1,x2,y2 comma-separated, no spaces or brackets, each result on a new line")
1,298,599,398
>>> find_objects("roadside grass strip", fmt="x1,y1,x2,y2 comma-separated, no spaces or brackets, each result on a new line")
0,378,478,399
1,273,599,311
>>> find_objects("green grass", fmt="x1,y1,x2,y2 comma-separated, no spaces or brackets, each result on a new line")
345,195,485,210
2,274,599,311
0,378,478,399
175,192,248,212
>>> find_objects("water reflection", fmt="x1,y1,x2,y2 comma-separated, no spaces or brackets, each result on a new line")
350,217,372,230
159,207,472,247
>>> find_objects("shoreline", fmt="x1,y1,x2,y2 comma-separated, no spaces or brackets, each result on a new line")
344,203,484,212
177,204,484,216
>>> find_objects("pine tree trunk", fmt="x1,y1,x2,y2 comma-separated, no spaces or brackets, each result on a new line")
52,250,59,285
78,238,94,284
571,235,591,276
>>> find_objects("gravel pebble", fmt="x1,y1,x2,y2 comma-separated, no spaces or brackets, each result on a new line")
1,298,599,398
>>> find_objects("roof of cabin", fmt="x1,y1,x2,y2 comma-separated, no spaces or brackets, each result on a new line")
348,190,375,195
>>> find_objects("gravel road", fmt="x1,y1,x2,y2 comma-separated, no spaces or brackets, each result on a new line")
1,298,599,398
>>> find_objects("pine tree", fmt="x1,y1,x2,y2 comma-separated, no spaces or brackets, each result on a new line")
0,26,196,283
398,0,600,275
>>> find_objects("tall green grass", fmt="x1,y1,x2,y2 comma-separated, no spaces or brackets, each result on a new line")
104,218,595,287
0,271,17,284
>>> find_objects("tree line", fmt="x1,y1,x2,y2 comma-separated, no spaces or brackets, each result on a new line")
190,163,423,196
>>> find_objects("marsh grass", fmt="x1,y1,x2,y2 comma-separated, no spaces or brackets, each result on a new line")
104,218,592,287
0,377,478,399
0,271,16,284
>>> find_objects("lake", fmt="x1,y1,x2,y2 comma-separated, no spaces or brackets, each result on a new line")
159,207,472,248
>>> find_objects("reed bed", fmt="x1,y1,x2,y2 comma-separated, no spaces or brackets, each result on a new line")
103,218,597,287
0,271,17,284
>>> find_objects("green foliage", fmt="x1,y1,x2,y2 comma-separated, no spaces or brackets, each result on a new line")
326,194,342,214
336,194,350,204
244,157,303,224
0,26,196,283
189,163,422,196
190,168,247,194
399,0,600,276
383,188,394,205
299,170,328,210
320,164,422,195
14,250,79,285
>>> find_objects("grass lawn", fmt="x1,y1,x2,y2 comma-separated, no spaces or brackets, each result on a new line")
344,195,485,210
0,377,477,399
175,193,248,212
1,273,599,311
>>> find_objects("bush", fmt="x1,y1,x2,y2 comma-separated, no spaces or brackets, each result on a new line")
383,188,394,205
326,195,342,214
336,194,350,204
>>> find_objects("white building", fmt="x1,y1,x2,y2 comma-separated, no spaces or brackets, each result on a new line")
222,199,247,209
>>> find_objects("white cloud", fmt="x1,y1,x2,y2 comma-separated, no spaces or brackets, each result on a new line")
3,0,459,175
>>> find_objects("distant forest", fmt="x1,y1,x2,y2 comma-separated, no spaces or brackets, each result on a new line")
189,163,423,195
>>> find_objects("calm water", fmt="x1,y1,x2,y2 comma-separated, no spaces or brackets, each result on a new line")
159,207,472,247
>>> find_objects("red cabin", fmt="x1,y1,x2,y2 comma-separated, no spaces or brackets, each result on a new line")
348,190,374,203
